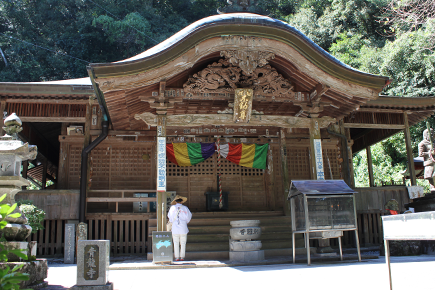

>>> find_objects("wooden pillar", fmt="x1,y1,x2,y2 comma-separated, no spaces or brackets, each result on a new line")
84,99,92,147
366,146,375,187
41,157,47,189
1,97,5,136
280,129,290,216
58,123,69,189
346,128,355,187
84,100,92,196
404,112,416,185
267,145,275,210
156,114,167,231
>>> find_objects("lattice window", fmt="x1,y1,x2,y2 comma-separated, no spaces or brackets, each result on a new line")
287,147,311,180
167,159,189,176
110,146,153,189
322,148,342,180
188,156,215,175
89,147,110,189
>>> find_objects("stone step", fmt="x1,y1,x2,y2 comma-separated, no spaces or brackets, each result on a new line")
147,247,309,261
188,224,291,235
187,231,293,243
189,216,291,226
185,239,296,252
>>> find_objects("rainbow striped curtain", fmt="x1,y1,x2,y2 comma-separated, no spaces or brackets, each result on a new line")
166,142,268,169
166,143,215,166
219,143,268,169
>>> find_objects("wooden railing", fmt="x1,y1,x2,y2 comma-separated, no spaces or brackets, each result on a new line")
87,189,157,213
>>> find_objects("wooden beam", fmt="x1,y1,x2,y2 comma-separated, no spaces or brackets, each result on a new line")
403,112,416,185
357,108,404,113
366,146,375,187
20,117,86,123
6,99,89,104
343,123,405,129
136,112,335,129
87,197,157,202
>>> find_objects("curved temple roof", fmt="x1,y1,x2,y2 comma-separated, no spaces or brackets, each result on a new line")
89,13,390,92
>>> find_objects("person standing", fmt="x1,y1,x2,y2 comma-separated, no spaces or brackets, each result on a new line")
167,195,192,261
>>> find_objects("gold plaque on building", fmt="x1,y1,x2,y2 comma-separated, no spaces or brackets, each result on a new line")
233,88,253,123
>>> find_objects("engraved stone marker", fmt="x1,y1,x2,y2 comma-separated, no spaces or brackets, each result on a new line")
76,240,110,286
64,223,75,264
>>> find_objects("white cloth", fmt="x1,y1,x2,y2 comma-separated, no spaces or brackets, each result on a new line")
173,234,187,259
167,204,192,235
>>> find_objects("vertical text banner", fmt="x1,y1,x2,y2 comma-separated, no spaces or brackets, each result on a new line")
157,137,166,192
313,139,325,180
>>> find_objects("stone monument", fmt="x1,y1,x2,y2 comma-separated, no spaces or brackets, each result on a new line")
229,220,264,261
0,112,48,289
73,240,113,290
65,223,76,264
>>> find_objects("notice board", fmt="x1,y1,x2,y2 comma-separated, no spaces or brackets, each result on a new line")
152,231,173,263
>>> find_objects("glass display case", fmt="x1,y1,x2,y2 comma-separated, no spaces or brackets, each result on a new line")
288,180,361,265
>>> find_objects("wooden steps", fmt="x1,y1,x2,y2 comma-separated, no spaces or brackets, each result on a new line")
148,211,304,260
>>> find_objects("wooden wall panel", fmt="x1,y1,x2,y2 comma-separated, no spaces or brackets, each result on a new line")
242,176,266,209
189,175,215,212
16,190,79,220
354,186,409,212
222,175,242,209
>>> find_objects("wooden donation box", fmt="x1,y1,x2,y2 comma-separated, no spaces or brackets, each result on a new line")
288,180,361,265
382,211,435,290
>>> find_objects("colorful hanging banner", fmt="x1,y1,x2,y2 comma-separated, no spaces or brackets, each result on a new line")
166,143,215,166
219,143,268,169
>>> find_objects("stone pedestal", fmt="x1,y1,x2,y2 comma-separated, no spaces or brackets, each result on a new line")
76,240,110,287
0,259,48,289
0,241,36,262
229,250,265,261
229,220,264,262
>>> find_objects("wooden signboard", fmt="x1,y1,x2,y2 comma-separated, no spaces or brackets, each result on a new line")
233,88,253,123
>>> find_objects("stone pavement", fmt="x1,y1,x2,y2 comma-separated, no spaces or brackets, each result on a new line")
40,252,435,290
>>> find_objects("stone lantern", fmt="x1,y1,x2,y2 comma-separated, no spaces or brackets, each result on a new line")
0,113,37,240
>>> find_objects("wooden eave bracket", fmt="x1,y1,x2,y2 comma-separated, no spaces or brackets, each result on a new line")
293,83,332,115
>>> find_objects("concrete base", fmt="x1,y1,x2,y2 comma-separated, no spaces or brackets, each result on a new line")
71,282,114,290
312,252,338,257
229,250,264,262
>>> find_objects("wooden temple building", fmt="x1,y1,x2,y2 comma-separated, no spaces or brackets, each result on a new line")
1,10,434,258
